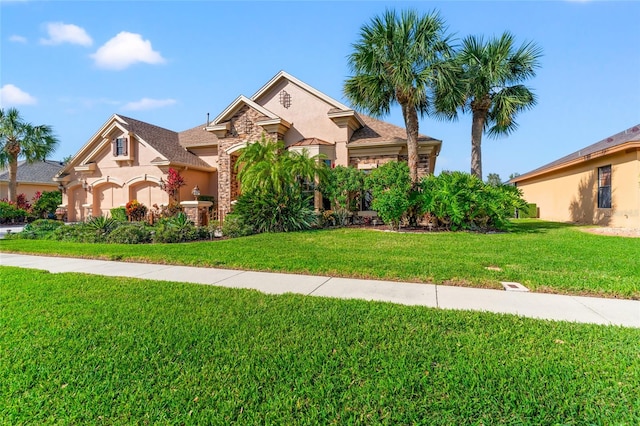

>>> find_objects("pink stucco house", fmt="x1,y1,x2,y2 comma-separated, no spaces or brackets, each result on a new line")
55,71,442,222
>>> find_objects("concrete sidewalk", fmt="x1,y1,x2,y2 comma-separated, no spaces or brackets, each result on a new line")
2,253,639,328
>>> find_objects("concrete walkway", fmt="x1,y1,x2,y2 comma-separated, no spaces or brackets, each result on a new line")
2,253,639,328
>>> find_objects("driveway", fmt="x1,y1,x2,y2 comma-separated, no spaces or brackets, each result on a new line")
0,224,25,239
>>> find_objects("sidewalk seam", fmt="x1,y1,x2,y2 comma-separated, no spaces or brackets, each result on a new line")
570,296,613,325
307,277,333,296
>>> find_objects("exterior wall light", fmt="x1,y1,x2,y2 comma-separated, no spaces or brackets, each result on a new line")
192,185,200,200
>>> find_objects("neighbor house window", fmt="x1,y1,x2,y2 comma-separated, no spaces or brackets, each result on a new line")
114,138,127,156
597,165,611,209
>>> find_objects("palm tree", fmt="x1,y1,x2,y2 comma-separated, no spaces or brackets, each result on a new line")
455,32,542,179
344,9,458,184
0,108,59,202
236,135,327,197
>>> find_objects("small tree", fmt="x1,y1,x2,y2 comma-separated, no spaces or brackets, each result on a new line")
365,161,415,230
233,135,328,234
162,167,186,202
319,166,365,225
486,173,502,186
32,190,62,218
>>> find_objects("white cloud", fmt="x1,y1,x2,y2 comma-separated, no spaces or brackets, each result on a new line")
9,35,28,44
91,32,165,70
123,98,176,111
0,84,37,107
40,22,93,46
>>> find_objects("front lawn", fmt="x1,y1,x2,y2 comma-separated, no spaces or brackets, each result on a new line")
1,220,638,299
1,267,638,424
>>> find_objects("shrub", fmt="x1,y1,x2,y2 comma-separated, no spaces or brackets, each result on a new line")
365,161,415,230
11,219,64,239
126,200,148,222
221,214,254,238
48,222,107,243
319,166,365,221
232,189,318,234
420,171,528,231
152,213,207,243
32,191,62,219
86,216,117,236
106,222,153,244
110,207,127,222
0,201,28,224
151,202,182,219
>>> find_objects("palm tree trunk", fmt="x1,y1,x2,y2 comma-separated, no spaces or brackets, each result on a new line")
400,102,420,184
8,157,18,203
470,107,487,179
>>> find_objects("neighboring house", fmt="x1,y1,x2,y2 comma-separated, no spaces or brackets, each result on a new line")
56,71,442,222
0,160,64,201
511,124,640,228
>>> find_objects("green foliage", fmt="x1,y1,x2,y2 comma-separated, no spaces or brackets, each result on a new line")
237,135,328,197
48,223,107,243
106,222,153,244
452,33,542,178
485,173,502,186
32,190,61,218
233,135,326,234
2,267,639,424
319,165,364,219
233,189,318,234
86,216,117,235
518,203,538,219
221,214,254,238
420,171,527,231
152,213,206,243
365,161,415,230
10,219,64,239
109,207,127,222
0,108,60,202
344,9,459,182
0,201,28,223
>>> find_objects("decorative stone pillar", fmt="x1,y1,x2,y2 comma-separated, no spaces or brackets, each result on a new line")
180,201,213,227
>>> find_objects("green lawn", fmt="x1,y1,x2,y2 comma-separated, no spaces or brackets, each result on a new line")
1,220,638,299
1,267,638,424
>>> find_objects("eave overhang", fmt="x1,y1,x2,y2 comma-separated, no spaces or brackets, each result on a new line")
511,141,640,184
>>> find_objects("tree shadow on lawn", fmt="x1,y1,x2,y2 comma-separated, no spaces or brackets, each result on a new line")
507,220,577,234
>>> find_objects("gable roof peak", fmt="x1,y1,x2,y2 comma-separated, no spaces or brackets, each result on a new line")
251,70,354,113
210,95,279,126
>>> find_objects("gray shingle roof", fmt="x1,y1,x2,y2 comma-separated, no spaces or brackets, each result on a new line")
117,115,212,169
513,123,640,181
178,122,220,148
0,160,63,184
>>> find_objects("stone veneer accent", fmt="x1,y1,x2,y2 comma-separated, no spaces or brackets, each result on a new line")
217,106,281,219
349,154,432,177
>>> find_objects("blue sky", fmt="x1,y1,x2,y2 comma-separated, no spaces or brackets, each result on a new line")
1,0,639,181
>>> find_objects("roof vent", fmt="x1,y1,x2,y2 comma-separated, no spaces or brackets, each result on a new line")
279,90,291,108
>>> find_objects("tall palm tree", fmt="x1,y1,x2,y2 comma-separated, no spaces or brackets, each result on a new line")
344,9,458,184
455,32,542,179
0,108,59,202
